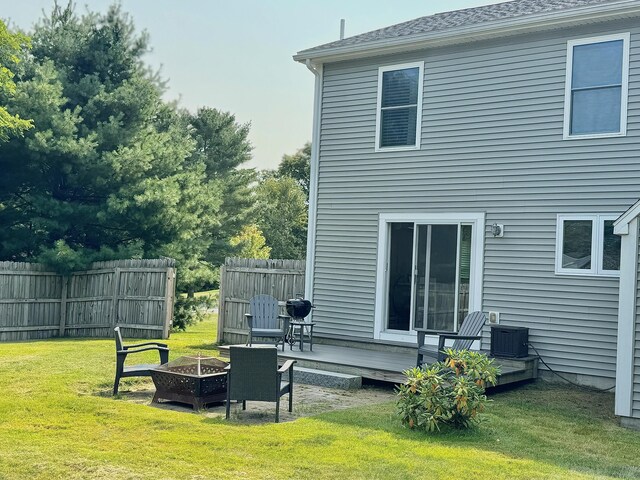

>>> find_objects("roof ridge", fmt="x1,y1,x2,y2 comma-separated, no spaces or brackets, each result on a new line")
298,0,620,56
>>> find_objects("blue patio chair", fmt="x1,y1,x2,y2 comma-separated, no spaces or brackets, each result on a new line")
245,294,290,351
416,311,486,366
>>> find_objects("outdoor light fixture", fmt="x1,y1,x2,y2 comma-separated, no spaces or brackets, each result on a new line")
491,223,504,237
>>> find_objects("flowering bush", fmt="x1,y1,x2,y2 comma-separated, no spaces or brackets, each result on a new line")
396,349,500,431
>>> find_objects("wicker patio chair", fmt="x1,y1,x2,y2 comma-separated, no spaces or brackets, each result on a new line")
416,311,486,366
225,346,295,423
113,326,169,395
245,294,290,351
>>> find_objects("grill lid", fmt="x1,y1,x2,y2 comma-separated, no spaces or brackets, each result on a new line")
285,299,313,319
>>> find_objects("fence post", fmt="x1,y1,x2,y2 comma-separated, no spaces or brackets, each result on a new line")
163,267,176,339
111,268,121,328
1,259,176,341
217,264,226,343
217,258,305,344
59,276,69,337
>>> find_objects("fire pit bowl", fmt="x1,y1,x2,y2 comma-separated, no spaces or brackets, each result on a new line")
150,355,228,410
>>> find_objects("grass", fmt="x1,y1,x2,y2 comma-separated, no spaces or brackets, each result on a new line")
0,317,639,479
179,289,218,301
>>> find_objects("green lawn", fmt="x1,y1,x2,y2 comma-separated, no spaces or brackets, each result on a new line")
179,289,219,301
0,318,639,479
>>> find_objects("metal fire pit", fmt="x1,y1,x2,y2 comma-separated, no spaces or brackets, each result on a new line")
151,355,228,410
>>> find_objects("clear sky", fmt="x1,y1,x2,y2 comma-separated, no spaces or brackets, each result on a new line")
1,0,499,170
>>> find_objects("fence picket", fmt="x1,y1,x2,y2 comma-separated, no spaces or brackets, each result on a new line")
0,259,175,341
218,257,306,344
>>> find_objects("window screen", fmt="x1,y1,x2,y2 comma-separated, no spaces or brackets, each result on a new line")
379,67,420,148
569,40,624,135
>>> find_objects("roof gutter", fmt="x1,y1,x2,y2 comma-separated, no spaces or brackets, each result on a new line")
294,0,640,63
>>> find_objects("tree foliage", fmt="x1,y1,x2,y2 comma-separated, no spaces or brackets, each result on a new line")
230,224,270,259
0,19,33,142
187,107,256,268
0,4,225,285
250,143,311,260
254,176,307,260
276,142,310,201
0,2,312,291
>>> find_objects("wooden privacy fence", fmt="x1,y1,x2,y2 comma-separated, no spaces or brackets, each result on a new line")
0,258,176,342
218,258,305,344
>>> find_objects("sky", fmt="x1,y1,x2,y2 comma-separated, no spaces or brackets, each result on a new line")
1,0,499,170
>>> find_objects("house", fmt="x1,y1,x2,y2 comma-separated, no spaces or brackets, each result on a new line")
294,0,640,429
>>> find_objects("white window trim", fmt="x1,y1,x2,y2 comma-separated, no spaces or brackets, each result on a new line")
373,212,485,344
375,61,424,152
562,32,630,140
555,214,620,277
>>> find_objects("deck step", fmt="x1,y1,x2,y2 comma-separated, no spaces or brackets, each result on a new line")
294,367,362,390
217,344,538,387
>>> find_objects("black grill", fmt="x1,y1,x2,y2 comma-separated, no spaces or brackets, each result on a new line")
285,298,313,319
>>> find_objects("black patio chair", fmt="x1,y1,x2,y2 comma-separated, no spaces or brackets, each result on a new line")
416,311,486,366
245,294,290,351
225,346,295,423
113,326,169,395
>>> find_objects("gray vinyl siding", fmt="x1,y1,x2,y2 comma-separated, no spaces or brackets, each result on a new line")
634,227,640,417
312,19,640,378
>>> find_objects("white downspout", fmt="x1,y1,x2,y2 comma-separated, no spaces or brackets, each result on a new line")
304,59,322,318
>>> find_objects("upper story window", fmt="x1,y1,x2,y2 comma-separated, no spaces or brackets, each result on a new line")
563,33,630,139
555,214,621,277
375,62,424,151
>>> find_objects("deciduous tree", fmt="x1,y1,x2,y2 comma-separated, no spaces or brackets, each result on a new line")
254,176,307,260
0,19,32,142
230,224,271,259
277,142,310,201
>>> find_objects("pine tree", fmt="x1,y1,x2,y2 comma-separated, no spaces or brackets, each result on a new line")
0,4,222,279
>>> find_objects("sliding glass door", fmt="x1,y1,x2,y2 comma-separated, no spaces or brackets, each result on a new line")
384,220,475,335
412,224,471,332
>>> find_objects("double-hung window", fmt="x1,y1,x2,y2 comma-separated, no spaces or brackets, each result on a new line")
375,62,424,151
555,214,621,276
563,33,630,139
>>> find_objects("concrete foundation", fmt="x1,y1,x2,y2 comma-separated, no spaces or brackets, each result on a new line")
620,416,640,430
537,369,616,391
294,367,362,390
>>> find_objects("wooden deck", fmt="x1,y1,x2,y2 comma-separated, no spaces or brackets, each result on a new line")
219,343,538,387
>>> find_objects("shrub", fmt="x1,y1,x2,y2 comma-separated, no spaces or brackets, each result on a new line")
172,295,214,331
396,349,500,432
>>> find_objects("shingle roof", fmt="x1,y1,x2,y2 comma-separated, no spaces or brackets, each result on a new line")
298,0,619,56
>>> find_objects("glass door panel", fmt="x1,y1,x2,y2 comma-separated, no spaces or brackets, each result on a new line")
411,224,472,332
457,225,472,329
386,223,414,331
412,226,428,329
426,225,458,331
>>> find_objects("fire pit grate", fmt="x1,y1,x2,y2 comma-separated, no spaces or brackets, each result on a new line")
151,355,228,410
